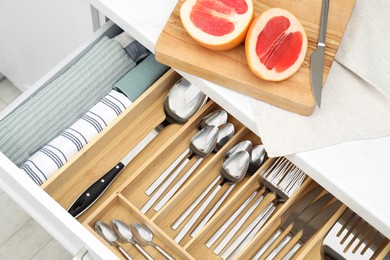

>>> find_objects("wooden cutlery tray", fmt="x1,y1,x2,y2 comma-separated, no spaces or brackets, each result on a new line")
41,69,389,259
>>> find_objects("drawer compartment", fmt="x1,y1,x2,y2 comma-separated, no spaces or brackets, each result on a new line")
0,20,387,259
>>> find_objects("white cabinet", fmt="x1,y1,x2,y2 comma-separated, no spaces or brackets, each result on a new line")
0,0,95,91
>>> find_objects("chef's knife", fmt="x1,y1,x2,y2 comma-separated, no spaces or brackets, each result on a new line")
310,0,330,108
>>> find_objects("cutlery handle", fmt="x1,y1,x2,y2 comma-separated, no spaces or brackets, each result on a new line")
319,0,330,45
252,229,282,260
172,175,221,230
135,243,153,260
227,204,275,260
282,242,302,260
174,184,222,243
206,190,258,248
221,202,275,259
153,243,174,260
141,156,191,214
265,234,292,260
213,192,264,255
154,157,204,211
116,244,133,260
191,184,235,237
68,162,124,218
145,148,190,196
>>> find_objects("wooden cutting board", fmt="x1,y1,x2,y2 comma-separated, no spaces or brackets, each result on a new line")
155,0,355,115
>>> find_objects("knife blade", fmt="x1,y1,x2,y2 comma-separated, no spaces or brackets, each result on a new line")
67,130,159,218
282,200,343,259
310,0,330,108
259,192,333,260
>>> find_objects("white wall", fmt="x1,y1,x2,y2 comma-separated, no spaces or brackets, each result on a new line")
0,0,95,91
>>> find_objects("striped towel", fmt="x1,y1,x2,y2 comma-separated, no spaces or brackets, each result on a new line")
0,36,136,166
20,90,131,185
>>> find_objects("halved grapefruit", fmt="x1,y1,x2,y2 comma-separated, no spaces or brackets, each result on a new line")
245,8,308,81
180,0,254,51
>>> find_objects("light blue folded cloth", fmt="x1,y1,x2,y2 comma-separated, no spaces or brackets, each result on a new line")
0,36,136,166
114,54,169,102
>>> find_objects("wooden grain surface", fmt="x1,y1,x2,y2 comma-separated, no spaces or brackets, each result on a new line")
155,0,355,115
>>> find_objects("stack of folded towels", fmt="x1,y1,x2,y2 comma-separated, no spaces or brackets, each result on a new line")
0,31,169,185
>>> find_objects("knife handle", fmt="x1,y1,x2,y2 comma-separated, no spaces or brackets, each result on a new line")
319,0,330,45
68,162,125,218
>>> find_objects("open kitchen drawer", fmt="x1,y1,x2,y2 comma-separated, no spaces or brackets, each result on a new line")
0,21,388,260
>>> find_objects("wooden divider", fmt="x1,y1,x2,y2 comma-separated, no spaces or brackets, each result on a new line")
39,69,389,259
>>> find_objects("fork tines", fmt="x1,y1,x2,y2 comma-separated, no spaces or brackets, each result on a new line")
323,209,389,259
261,157,306,201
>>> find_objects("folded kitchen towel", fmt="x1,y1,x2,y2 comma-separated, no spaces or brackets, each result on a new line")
113,31,151,64
20,89,131,185
114,54,169,102
0,36,136,166
250,0,390,157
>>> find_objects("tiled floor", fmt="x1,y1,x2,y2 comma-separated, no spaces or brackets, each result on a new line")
0,78,71,259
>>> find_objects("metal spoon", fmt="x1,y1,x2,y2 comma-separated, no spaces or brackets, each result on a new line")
248,144,267,174
224,140,253,161
131,223,174,260
198,109,228,128
152,123,234,212
111,219,153,260
145,109,228,197
170,139,252,230
95,221,133,260
205,145,268,248
141,125,219,213
68,78,207,218
174,151,250,243
214,123,235,152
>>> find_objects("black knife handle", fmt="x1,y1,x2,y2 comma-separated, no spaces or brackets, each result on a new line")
68,162,125,218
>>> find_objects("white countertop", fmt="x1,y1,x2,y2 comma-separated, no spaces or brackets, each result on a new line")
87,0,390,238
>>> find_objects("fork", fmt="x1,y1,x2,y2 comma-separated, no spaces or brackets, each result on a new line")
215,157,306,259
322,209,390,260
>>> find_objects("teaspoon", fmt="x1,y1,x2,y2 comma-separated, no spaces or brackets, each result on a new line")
95,221,133,260
111,219,153,260
170,140,252,230
174,151,250,243
131,223,174,260
141,125,218,213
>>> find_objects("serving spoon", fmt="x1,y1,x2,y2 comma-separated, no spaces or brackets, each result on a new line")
95,221,133,260
68,78,207,218
131,223,174,260
111,219,153,260
174,151,250,243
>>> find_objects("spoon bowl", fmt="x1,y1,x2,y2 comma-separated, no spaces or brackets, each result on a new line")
221,151,250,183
131,223,174,260
224,140,253,161
214,123,235,152
248,144,267,174
198,110,228,128
111,219,153,260
164,78,207,124
189,125,219,157
95,221,133,260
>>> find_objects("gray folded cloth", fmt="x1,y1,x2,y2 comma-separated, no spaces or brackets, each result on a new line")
251,0,390,156
0,36,136,166
114,54,169,102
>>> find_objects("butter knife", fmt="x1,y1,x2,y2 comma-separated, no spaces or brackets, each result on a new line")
310,0,330,108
